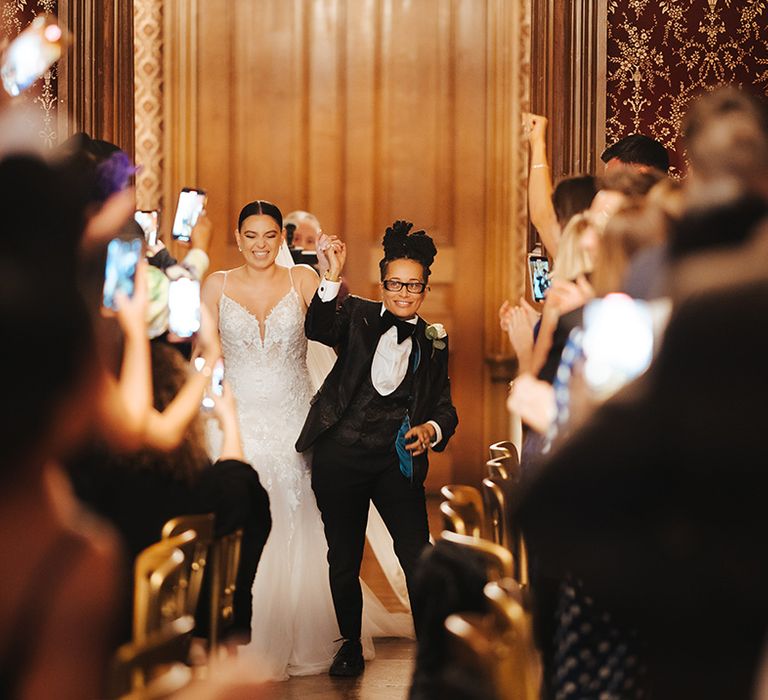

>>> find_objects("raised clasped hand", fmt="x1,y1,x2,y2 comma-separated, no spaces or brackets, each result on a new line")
318,233,347,279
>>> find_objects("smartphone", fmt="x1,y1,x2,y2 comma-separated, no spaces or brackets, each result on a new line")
171,188,206,242
210,359,225,397
1,15,68,97
102,238,142,310
528,254,551,303
167,277,201,337
134,209,160,246
582,293,654,398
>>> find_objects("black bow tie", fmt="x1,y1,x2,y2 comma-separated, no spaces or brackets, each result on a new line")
380,310,417,344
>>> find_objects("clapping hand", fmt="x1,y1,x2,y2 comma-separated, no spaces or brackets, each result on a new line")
507,373,556,433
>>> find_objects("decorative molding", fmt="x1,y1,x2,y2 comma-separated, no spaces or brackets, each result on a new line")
485,0,530,358
133,0,163,210
483,0,531,452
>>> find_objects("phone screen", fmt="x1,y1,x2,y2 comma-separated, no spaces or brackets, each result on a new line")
582,294,654,397
1,15,66,97
528,255,551,302
167,277,201,337
134,210,159,246
211,359,224,397
102,238,142,310
171,188,206,242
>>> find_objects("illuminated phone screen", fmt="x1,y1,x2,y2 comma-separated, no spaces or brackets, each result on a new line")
1,15,65,97
167,278,201,337
171,189,206,242
102,238,142,310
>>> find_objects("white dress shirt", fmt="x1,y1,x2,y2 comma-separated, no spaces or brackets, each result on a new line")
317,278,443,446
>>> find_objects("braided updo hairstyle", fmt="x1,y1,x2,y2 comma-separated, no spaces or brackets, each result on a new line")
378,220,437,282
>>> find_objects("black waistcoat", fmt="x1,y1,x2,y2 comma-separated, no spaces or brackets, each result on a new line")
329,354,414,452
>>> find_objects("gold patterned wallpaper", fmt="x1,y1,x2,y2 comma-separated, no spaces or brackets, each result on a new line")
133,0,164,210
606,0,768,173
1,0,58,146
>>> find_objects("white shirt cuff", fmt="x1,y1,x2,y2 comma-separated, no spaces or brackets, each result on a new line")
427,420,443,447
317,278,341,302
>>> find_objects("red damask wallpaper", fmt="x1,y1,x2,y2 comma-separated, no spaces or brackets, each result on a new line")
606,0,768,174
1,0,59,146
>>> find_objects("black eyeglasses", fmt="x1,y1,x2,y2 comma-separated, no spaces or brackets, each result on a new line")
383,279,427,294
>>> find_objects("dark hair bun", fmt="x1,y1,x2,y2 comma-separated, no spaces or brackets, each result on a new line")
382,220,437,270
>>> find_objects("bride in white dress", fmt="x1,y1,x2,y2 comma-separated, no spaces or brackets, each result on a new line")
202,200,411,681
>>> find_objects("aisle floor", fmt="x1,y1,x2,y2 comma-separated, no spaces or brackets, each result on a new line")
267,497,441,699
267,638,415,700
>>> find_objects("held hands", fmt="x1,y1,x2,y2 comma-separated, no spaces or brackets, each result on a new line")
405,423,437,457
317,233,347,280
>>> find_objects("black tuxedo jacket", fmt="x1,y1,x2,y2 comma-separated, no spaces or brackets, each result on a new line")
295,293,458,482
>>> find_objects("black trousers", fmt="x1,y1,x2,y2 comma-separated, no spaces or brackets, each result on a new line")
311,436,431,641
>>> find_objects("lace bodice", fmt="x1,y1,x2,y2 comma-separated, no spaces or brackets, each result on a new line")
218,288,314,422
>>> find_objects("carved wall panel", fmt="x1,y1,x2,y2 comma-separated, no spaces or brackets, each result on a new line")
134,0,163,209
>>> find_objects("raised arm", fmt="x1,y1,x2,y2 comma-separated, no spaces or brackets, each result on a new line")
525,113,560,256
304,236,352,347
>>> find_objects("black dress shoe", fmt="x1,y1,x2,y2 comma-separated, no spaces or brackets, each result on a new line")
329,639,365,677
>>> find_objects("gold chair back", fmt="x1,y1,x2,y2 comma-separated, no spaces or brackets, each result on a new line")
484,580,541,700
482,476,513,549
440,530,514,581
440,484,485,538
209,528,244,654
482,476,530,587
133,533,193,644
162,513,215,619
488,440,520,466
108,615,195,699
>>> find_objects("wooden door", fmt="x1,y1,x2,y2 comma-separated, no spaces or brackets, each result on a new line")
161,0,529,488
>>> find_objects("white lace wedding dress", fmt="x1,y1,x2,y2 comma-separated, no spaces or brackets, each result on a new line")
210,268,412,681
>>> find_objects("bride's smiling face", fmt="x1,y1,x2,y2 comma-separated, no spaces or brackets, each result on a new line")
236,214,284,269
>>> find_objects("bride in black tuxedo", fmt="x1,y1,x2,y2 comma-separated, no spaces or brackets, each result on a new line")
296,220,459,676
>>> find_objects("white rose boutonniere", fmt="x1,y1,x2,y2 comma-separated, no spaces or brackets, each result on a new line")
425,323,447,352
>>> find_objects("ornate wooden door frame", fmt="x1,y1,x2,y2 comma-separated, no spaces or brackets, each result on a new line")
530,0,608,179
58,0,135,153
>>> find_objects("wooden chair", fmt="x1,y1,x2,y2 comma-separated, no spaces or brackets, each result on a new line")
443,581,540,700
162,513,215,619
440,530,514,581
108,615,195,699
209,528,243,655
488,440,520,466
440,484,485,538
133,533,193,644
484,579,541,700
486,455,517,482
482,476,530,588
482,476,513,549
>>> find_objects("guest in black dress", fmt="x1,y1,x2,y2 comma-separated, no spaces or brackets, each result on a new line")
69,342,271,644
